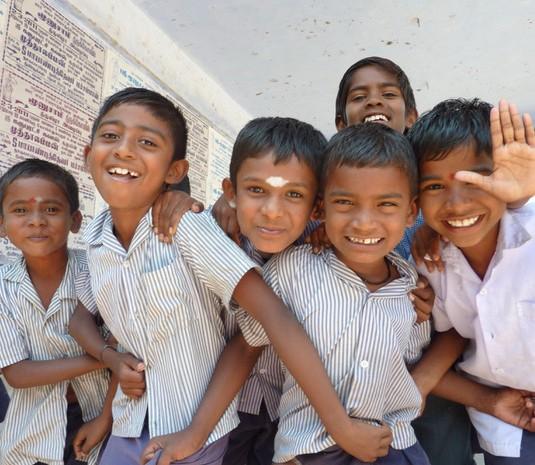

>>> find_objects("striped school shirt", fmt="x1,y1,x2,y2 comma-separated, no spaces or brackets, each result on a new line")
83,209,259,443
254,245,431,463
0,249,109,465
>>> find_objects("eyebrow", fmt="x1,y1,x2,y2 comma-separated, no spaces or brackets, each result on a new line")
420,164,493,183
7,199,65,207
328,190,403,199
348,82,400,93
97,119,167,140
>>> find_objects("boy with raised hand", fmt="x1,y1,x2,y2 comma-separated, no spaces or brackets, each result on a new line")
410,98,535,464
75,87,392,465
0,159,109,465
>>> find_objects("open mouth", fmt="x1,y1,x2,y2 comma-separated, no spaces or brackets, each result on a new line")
346,236,383,245
363,114,389,123
444,215,482,228
107,166,140,179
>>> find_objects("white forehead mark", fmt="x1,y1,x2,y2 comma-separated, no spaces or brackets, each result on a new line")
265,176,289,187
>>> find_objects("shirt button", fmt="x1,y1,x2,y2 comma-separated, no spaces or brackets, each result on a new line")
360,360,369,369
259,368,267,375
494,368,504,375
480,289,487,296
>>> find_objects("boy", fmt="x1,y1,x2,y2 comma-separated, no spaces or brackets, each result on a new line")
0,159,109,465
410,98,535,464
217,116,325,465
259,122,431,464
76,87,392,465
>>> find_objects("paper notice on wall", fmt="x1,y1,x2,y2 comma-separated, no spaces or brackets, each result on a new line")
0,0,105,260
206,128,232,206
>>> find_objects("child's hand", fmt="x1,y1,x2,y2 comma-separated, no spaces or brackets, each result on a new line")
211,193,241,245
140,428,205,465
409,275,435,323
152,191,204,243
411,223,445,273
333,417,392,462
455,100,535,204
101,350,145,399
304,223,331,254
73,414,112,461
488,388,535,432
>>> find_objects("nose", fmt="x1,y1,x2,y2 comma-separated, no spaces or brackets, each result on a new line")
260,195,283,220
113,135,136,159
365,90,384,107
445,183,472,210
28,210,47,227
350,207,377,232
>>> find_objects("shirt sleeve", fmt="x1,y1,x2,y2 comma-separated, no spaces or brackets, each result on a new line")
0,307,29,369
404,319,431,365
74,250,98,316
175,211,260,307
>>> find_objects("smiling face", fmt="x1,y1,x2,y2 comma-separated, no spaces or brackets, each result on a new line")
338,65,416,134
85,103,187,217
419,144,505,257
226,151,318,254
0,177,81,260
322,164,416,274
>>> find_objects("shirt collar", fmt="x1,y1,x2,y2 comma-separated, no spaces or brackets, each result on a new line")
324,248,417,294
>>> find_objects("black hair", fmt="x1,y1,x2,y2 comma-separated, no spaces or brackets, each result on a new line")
407,98,492,164
91,87,188,161
229,117,327,186
0,158,79,214
322,123,418,197
335,56,416,127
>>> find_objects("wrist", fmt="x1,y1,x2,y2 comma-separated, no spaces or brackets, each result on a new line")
187,419,211,448
473,386,498,414
411,369,435,399
101,346,119,369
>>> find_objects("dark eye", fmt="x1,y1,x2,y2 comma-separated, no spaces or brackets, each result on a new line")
101,132,118,140
351,95,366,102
140,139,156,147
247,186,264,194
334,199,353,205
287,191,303,199
46,207,59,214
13,207,26,214
422,183,443,192
379,201,398,207
383,92,399,98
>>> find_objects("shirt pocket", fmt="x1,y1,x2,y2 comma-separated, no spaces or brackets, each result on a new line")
142,264,197,340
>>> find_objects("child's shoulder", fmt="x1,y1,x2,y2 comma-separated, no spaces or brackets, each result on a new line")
265,244,327,278
83,207,112,245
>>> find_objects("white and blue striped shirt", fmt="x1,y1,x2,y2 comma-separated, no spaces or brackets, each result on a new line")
0,249,109,465
254,245,430,463
83,209,259,444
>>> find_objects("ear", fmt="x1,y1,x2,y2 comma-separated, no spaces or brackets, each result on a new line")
165,159,189,185
83,145,91,161
221,178,236,208
406,196,418,227
70,210,83,234
335,114,347,132
0,217,5,238
404,108,418,130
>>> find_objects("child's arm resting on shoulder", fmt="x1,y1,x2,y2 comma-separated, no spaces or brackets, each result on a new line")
73,375,118,461
140,332,263,465
455,100,535,206
69,303,146,399
233,270,393,461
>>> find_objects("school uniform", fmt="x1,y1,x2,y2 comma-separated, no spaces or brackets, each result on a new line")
83,209,260,465
240,245,431,464
418,203,535,464
0,250,109,465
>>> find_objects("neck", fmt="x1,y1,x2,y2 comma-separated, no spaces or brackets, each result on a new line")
460,223,500,280
336,250,394,291
110,206,150,250
25,248,68,282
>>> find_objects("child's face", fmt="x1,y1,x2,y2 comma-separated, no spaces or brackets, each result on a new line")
85,103,187,213
322,164,416,272
0,177,81,259
224,152,318,254
337,65,416,134
419,145,506,251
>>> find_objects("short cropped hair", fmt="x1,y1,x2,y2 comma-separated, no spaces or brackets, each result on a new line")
335,56,417,126
0,158,79,214
322,123,418,197
407,98,492,164
91,87,188,161
229,117,327,186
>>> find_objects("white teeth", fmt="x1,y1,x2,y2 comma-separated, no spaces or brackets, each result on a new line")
446,216,480,228
347,236,382,245
108,167,140,178
364,114,388,123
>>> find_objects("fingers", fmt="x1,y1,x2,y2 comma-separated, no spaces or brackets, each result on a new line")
453,170,490,192
73,432,86,460
410,293,432,323
490,106,503,149
140,441,161,465
121,353,145,372
499,100,515,145
510,103,526,144
524,113,535,147
151,196,163,235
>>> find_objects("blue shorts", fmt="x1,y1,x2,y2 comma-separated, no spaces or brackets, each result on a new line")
474,430,535,465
